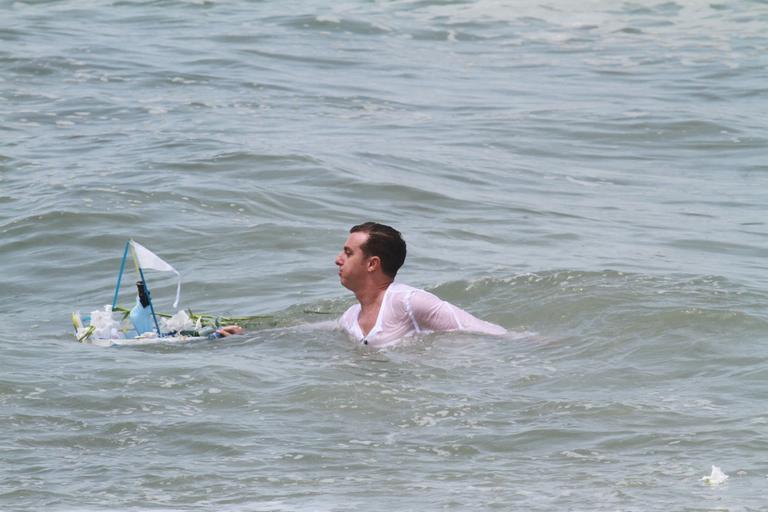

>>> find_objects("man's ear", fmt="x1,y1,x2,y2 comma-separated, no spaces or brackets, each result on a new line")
367,256,380,272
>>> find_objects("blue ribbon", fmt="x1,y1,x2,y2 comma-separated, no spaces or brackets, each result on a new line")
111,241,130,310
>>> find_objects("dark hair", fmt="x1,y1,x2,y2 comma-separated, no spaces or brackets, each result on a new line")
350,222,406,278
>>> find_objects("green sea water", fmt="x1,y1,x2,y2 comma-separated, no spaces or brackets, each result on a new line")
1,0,767,510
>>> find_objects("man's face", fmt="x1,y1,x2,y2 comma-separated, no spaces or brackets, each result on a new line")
335,231,370,291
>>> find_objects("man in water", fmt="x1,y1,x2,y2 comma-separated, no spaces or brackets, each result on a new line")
336,222,506,347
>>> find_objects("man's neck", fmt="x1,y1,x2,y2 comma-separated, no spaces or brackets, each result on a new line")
355,279,392,311
354,279,392,337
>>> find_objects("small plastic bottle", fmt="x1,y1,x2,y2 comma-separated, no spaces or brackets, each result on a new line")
129,281,155,336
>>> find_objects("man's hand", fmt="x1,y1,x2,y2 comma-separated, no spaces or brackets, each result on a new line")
216,325,244,337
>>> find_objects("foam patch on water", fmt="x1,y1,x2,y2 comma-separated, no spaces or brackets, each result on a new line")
701,465,728,485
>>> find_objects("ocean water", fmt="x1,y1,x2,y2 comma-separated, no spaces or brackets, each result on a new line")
2,0,767,510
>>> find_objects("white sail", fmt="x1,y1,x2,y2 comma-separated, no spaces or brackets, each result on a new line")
130,240,182,309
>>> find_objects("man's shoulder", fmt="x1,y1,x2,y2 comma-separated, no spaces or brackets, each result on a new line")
388,282,421,295
387,283,443,314
386,282,421,306
389,282,441,301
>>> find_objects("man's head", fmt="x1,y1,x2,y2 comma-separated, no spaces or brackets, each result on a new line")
335,222,407,291
348,222,407,279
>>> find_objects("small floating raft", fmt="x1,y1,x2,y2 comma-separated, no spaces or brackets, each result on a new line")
72,240,272,346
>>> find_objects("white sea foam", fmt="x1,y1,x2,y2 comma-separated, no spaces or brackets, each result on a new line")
702,465,729,485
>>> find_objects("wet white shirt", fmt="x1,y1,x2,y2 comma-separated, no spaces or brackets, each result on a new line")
339,282,507,347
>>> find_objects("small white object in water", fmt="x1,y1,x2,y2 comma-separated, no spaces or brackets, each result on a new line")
162,310,195,332
702,465,729,485
90,305,123,339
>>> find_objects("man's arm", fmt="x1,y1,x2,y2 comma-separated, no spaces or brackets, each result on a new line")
409,290,507,335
